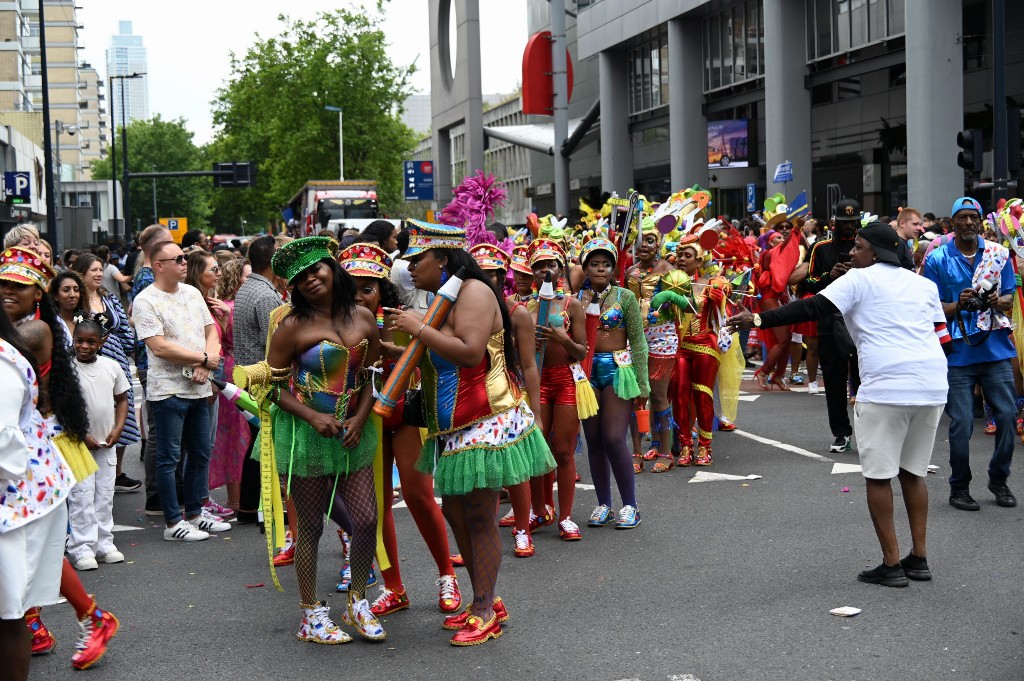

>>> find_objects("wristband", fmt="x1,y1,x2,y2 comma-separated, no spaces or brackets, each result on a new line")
415,322,426,337
203,352,209,368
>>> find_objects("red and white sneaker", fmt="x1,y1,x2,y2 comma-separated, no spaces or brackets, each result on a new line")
527,504,555,533
26,608,56,655
202,500,235,519
498,507,516,527
71,602,119,670
272,530,295,567
558,518,582,541
370,588,410,616
513,529,535,557
437,574,462,613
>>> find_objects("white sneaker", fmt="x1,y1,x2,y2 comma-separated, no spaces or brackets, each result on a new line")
190,509,231,533
164,519,209,542
342,596,386,641
73,556,98,571
807,381,820,394
98,549,124,564
297,602,351,645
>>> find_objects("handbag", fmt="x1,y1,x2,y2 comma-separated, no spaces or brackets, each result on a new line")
402,388,427,427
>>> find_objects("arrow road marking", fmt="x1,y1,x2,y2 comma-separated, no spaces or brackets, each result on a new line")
831,462,863,474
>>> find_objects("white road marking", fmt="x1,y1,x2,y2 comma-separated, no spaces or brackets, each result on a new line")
112,524,145,532
736,395,761,402
731,428,832,462
831,462,863,474
688,471,762,483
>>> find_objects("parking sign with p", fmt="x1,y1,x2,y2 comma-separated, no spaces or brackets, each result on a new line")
4,172,30,204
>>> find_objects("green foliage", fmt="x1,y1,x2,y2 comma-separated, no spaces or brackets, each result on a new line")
210,7,418,227
90,115,212,230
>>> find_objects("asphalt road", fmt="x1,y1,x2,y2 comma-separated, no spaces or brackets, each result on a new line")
28,374,1024,681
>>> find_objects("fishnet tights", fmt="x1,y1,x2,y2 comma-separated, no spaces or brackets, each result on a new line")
443,488,501,619
290,468,377,605
535,402,580,521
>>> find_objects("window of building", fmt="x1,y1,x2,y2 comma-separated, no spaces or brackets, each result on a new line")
806,0,905,62
627,32,669,116
703,1,764,94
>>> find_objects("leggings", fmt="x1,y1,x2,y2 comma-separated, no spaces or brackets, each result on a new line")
380,423,454,593
291,469,376,605
582,385,638,509
442,489,502,619
673,345,721,448
532,400,581,522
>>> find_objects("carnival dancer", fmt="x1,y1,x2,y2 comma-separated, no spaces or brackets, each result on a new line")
526,238,594,540
576,238,649,529
337,243,461,616
473,244,543,557
666,237,732,466
625,217,678,473
262,237,386,644
0,247,119,670
753,212,805,391
387,221,554,646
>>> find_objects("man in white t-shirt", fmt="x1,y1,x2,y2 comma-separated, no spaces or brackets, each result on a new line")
728,223,951,588
133,241,228,542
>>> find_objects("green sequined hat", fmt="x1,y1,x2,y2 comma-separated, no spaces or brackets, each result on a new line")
272,236,339,283
401,219,467,259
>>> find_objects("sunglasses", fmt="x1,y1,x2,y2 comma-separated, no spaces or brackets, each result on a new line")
156,255,187,265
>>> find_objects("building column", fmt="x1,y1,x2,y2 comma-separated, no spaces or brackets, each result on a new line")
668,18,706,190
433,128,453,205
763,0,813,211
599,50,633,195
906,0,962,214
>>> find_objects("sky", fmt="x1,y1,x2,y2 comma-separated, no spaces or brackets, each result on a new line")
78,1,528,145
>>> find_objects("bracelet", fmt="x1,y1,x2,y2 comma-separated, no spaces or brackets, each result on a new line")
203,352,209,368
415,322,427,338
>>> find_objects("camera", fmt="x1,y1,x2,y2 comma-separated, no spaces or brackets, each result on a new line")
961,278,995,313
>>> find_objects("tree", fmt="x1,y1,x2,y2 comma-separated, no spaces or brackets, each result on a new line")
90,115,212,230
210,6,417,225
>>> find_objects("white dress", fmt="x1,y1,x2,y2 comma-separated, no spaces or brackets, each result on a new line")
0,341,74,620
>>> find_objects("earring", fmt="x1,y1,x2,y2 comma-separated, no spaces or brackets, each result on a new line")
440,269,449,286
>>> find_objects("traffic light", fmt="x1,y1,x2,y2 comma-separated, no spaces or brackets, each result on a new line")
957,129,983,174
212,161,257,188
317,200,332,229
1009,109,1024,174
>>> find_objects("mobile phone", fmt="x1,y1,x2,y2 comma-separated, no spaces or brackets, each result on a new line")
182,367,194,379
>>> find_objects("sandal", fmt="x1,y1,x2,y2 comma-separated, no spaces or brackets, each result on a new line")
754,369,771,391
771,375,791,391
651,454,676,473
632,451,644,474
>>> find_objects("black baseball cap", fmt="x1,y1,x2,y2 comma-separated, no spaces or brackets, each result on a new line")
834,198,861,222
858,222,901,266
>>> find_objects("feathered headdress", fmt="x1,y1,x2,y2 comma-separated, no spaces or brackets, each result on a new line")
439,170,508,249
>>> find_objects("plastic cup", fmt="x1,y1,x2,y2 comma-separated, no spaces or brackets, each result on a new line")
634,408,650,433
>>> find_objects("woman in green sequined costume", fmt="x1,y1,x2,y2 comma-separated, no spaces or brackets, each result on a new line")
265,237,385,644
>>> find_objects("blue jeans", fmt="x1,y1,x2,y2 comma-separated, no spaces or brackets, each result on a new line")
946,359,1015,492
151,396,212,525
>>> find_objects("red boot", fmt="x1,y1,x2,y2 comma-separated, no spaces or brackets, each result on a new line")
26,608,56,655
71,602,120,670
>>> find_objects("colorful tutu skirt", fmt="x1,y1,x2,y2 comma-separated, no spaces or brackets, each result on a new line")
416,401,555,497
267,406,377,479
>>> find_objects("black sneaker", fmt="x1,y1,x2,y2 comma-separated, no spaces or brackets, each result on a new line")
949,489,980,511
987,481,1017,508
829,435,852,453
114,473,142,493
857,562,909,587
899,553,931,581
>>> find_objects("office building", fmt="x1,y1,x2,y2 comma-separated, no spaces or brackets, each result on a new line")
106,21,149,129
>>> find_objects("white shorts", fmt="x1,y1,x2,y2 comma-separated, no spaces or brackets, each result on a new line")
0,503,68,619
853,402,943,479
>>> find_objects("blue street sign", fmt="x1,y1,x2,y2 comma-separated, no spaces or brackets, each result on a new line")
746,183,756,212
773,161,793,184
403,160,434,201
4,171,30,203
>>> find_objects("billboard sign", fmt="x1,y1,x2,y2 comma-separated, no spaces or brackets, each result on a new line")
707,120,749,168
403,160,434,201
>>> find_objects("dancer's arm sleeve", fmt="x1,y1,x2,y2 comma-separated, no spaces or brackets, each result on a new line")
622,289,649,397
759,295,840,328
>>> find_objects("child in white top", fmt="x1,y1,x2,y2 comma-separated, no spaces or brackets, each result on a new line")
67,316,129,570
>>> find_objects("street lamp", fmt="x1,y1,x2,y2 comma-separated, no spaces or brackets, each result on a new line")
324,105,344,181
109,71,145,244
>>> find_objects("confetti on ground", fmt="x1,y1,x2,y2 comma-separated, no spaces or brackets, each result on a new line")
246,583,265,589
841,487,850,493
688,472,763,483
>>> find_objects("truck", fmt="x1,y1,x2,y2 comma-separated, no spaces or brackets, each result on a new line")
287,180,400,235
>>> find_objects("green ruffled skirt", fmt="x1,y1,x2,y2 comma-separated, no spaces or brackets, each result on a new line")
265,405,377,478
416,413,555,497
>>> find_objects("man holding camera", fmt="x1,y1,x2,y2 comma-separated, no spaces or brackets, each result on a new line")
923,197,1017,511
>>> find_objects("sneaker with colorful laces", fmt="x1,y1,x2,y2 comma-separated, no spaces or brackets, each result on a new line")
70,603,119,670
443,597,509,630
370,588,410,616
26,608,56,655
513,529,535,557
297,602,351,644
587,504,613,527
558,518,582,541
437,573,462,612
273,531,295,567
450,613,502,646
498,507,516,527
615,505,641,529
343,595,387,641
202,500,235,519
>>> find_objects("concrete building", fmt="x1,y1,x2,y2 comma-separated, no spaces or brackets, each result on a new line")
0,5,31,112
521,0,1024,219
78,63,107,179
106,21,149,128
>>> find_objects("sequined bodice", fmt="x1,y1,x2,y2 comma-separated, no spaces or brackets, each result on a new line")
292,339,368,418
